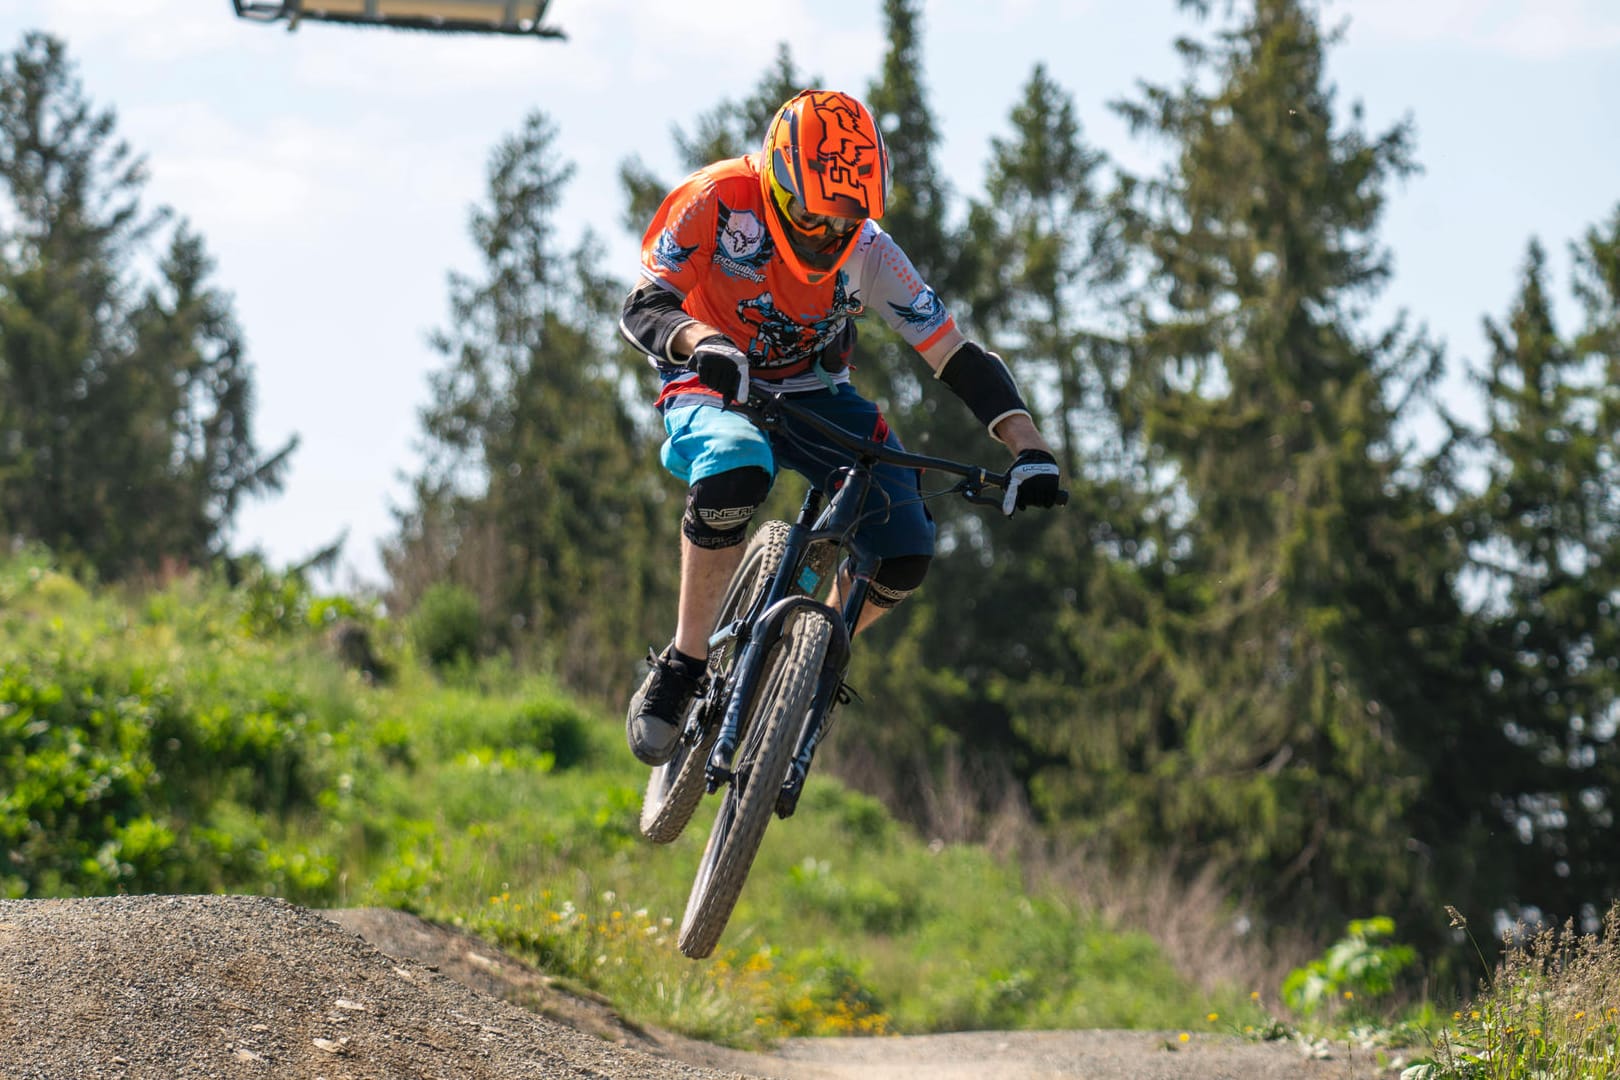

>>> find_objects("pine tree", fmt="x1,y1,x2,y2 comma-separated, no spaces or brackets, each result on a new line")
1460,236,1620,919
0,31,158,569
122,225,295,567
853,0,965,447
834,59,1133,830
389,111,672,696
973,63,1124,481
0,33,286,577
1082,0,1474,929
817,0,1046,825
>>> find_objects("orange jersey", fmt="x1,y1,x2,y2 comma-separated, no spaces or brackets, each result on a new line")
638,153,957,390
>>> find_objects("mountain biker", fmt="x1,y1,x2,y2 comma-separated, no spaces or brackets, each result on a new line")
618,88,1063,767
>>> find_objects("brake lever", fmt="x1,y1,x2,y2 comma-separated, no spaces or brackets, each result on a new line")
730,391,782,430
957,470,1005,508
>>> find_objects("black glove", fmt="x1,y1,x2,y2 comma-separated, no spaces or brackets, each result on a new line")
1003,448,1061,516
689,335,749,404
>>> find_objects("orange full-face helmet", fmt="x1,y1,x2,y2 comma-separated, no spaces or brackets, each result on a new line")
759,89,890,284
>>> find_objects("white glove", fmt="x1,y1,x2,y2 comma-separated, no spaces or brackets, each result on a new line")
1002,449,1062,517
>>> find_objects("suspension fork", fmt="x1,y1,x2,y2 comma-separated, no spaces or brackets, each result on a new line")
773,469,881,797
703,488,831,791
705,593,844,791
777,548,873,815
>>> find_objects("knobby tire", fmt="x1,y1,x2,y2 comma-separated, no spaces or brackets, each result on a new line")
639,523,830,845
677,606,831,959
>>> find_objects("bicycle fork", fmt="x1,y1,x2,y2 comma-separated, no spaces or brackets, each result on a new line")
776,555,870,818
705,593,840,792
774,654,852,818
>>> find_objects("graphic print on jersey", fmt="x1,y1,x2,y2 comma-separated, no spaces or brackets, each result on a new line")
636,154,956,390
887,286,949,337
652,230,698,273
737,273,864,368
714,203,772,283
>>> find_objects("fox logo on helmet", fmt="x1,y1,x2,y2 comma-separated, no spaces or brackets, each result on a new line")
805,95,881,210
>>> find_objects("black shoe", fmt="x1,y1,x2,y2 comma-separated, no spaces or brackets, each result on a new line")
626,645,705,766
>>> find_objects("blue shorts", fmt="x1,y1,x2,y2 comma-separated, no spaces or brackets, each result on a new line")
659,385,935,560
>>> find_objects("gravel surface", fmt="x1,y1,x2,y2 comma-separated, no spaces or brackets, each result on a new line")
0,895,744,1080
0,894,1401,1080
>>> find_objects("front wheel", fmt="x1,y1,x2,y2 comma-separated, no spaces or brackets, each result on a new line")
677,608,832,959
639,522,824,844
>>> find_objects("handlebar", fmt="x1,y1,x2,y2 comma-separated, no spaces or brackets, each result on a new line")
725,388,1069,510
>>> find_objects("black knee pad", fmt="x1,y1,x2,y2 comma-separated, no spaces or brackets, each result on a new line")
683,467,771,549
867,553,931,609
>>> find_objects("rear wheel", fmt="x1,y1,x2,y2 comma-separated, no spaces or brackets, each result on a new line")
677,608,831,959
639,522,829,844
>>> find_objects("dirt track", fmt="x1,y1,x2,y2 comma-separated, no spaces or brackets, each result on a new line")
0,895,1400,1079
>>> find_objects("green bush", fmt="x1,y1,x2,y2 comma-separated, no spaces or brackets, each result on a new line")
413,688,591,769
410,583,484,670
1282,916,1417,1018
0,556,353,902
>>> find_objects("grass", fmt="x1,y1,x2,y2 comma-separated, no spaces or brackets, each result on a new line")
19,551,1620,1068
1401,905,1620,1079
0,552,1243,1046
348,673,1230,1044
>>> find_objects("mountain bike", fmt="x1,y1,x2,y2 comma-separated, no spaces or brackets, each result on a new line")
637,387,1067,959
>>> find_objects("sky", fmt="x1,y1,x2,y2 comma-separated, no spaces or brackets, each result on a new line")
2,0,1617,587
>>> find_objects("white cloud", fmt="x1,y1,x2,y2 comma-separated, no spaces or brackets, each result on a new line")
23,0,268,62
119,101,422,236
1333,0,1620,59
1482,2,1620,59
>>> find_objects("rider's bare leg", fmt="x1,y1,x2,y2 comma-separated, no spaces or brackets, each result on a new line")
673,536,745,660
829,568,892,635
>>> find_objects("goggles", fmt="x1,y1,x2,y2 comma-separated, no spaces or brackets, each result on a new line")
784,196,860,239
768,167,860,244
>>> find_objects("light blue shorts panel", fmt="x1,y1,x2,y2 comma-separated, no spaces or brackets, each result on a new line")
656,388,935,561
660,402,775,485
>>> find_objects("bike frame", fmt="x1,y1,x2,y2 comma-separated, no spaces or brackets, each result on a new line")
697,389,1021,801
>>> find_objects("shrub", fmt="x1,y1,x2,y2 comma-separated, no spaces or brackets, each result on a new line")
1282,916,1416,1018
411,583,484,670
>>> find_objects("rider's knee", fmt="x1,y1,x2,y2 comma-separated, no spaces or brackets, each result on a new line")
683,467,771,549
867,553,931,610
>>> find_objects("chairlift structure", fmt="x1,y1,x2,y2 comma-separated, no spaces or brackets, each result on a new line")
232,0,564,39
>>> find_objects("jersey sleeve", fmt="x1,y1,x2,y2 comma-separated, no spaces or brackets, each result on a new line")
639,170,717,299
860,229,958,353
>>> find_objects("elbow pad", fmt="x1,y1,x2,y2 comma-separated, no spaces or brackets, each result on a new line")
935,341,1031,435
619,280,697,364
